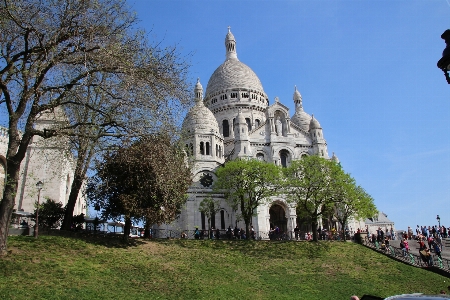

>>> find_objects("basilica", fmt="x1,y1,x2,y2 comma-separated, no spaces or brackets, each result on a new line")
158,28,340,236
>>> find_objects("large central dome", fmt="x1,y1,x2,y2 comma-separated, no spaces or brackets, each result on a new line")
205,59,264,97
204,28,266,100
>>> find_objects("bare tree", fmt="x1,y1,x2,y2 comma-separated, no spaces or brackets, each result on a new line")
0,0,191,254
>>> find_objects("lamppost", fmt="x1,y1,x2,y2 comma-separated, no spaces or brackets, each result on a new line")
437,215,441,228
34,181,44,238
437,29,450,84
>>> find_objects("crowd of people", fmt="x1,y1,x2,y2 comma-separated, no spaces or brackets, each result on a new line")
366,224,448,267
186,226,257,240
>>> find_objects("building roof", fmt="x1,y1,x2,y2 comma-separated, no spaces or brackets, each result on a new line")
365,211,394,225
183,79,219,135
205,28,266,98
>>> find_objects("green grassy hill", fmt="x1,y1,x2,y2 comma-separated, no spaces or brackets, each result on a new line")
0,235,448,299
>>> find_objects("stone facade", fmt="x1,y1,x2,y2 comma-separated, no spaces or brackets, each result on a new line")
156,28,340,236
0,110,86,219
154,28,395,238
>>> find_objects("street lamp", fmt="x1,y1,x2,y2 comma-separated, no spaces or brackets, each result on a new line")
437,215,441,228
437,29,450,84
34,181,44,238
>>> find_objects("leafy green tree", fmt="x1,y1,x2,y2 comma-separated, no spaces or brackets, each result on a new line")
33,199,65,230
283,155,345,242
213,159,281,240
199,196,221,237
88,134,192,242
0,0,190,254
333,183,377,241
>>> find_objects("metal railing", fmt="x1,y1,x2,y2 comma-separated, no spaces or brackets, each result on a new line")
362,238,450,272
148,229,349,241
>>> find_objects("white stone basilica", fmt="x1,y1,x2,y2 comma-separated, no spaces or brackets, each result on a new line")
158,28,340,236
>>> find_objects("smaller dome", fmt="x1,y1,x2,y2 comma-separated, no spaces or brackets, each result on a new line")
309,115,321,130
291,86,310,131
291,111,311,132
183,79,219,135
331,152,340,164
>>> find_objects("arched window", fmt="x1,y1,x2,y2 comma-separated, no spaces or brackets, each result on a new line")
220,210,225,229
200,142,204,155
216,144,218,156
245,118,251,131
206,142,210,155
222,120,229,137
256,153,264,161
279,150,289,168
190,143,194,156
244,147,246,154
255,119,260,127
201,212,206,230
211,212,216,229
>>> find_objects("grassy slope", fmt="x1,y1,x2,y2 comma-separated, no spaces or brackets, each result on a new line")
0,235,448,300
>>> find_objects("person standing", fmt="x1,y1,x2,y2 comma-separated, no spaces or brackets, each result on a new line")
194,227,200,240
294,225,299,241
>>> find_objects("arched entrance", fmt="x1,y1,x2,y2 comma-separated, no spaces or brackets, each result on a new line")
269,203,287,233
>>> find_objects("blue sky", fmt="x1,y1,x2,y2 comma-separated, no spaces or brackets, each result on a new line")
127,0,450,231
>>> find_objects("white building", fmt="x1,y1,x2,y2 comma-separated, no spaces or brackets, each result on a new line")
157,28,347,236
0,109,86,218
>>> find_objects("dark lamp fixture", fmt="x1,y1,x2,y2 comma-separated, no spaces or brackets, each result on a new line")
36,181,43,190
437,29,450,84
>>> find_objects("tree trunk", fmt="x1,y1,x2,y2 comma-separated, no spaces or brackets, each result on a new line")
245,220,250,240
0,122,31,255
61,173,84,231
144,219,151,238
340,217,348,242
123,217,131,243
312,221,319,242
61,144,92,231
0,159,21,255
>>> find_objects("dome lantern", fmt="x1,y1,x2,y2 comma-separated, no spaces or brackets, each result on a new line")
225,26,237,61
293,85,303,112
194,78,203,102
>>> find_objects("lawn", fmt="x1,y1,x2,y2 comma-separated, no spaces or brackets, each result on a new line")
0,235,448,299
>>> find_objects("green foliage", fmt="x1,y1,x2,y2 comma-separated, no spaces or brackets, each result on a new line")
71,213,86,231
0,235,448,300
334,184,378,231
88,133,192,239
33,198,65,229
283,155,349,240
214,158,281,238
284,155,377,242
